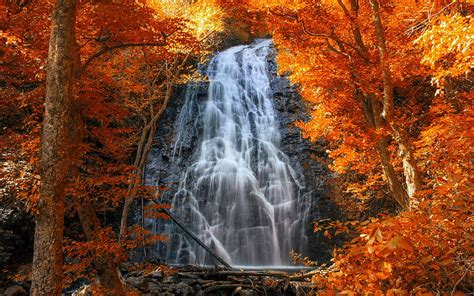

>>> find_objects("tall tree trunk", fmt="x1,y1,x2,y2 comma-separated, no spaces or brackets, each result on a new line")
369,0,421,203
77,203,125,295
391,125,421,198
375,137,410,208
356,89,410,209
369,0,394,122
340,2,410,207
31,0,77,295
369,95,410,209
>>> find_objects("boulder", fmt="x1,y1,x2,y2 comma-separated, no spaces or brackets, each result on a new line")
3,285,26,296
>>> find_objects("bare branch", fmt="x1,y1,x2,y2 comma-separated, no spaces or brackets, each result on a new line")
77,42,168,77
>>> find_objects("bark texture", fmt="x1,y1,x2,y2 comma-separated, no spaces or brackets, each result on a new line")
31,0,77,295
369,0,421,206
357,90,410,209
335,0,410,208
391,125,422,198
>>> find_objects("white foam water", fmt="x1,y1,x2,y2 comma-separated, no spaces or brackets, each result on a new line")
162,40,308,266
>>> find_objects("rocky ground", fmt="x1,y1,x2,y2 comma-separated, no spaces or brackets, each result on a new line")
73,264,319,296
1,263,320,295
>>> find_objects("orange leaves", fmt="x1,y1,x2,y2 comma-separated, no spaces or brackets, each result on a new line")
242,0,473,293
367,227,383,246
64,227,128,284
316,204,473,293
143,203,172,220
315,219,360,242
415,13,473,89
324,230,333,239
147,0,224,40
379,235,413,256
121,225,168,250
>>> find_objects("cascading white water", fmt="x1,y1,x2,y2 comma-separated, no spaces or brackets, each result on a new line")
164,40,307,266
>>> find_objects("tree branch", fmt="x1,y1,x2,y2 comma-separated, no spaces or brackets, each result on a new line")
268,8,368,62
77,42,167,77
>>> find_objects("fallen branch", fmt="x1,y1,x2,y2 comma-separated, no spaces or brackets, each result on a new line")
203,270,289,279
290,269,321,281
150,200,232,269
199,284,265,295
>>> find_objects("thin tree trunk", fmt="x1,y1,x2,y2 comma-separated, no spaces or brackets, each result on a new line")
77,203,125,295
369,0,421,203
391,124,422,197
118,33,214,238
369,0,394,122
118,90,172,239
31,0,77,294
340,2,410,207
119,54,194,239
375,136,410,209
356,90,410,209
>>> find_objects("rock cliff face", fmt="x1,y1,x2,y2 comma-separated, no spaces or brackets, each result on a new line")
0,202,34,292
141,43,335,264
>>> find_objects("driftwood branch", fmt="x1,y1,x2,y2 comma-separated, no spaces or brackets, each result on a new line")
199,284,265,295
150,199,232,269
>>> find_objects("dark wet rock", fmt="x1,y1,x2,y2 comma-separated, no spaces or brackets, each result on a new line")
138,42,336,264
146,282,161,294
234,288,259,296
170,283,194,295
0,206,34,266
126,276,148,291
0,201,34,291
118,265,315,295
149,270,163,280
162,275,177,284
3,285,26,296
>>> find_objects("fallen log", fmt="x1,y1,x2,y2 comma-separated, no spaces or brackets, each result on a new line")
117,264,319,295
203,270,289,278
199,283,266,295
290,269,321,281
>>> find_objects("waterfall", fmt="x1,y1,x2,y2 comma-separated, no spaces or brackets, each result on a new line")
152,40,311,267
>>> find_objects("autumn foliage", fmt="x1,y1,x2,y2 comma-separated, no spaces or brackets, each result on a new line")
246,0,473,293
1,0,222,291
1,0,472,294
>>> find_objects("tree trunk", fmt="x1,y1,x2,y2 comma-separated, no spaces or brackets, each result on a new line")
119,74,175,239
31,0,77,295
375,136,410,209
77,203,125,295
345,5,410,207
369,0,421,203
365,93,410,209
119,44,200,239
369,0,394,122
391,124,422,197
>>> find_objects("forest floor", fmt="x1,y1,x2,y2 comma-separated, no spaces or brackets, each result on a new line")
71,264,322,295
